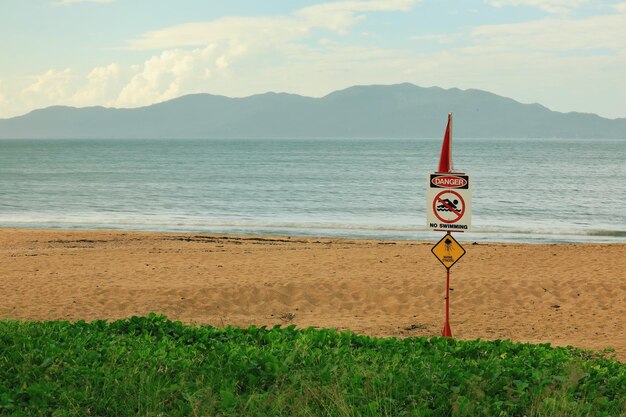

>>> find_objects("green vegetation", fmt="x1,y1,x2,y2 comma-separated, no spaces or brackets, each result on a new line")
0,314,624,416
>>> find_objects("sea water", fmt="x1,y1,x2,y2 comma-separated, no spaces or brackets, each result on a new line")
1,138,624,243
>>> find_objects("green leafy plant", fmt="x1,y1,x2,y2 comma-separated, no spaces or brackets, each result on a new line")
0,314,624,416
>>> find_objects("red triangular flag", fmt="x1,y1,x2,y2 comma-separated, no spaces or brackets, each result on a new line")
437,113,453,173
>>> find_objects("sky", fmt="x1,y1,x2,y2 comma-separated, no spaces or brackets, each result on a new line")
1,0,625,119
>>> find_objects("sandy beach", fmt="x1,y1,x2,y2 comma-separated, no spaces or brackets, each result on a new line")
1,228,624,361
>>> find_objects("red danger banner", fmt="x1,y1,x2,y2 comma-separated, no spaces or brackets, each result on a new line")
430,174,469,189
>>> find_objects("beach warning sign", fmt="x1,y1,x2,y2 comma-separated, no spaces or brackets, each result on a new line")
427,173,472,231
431,233,466,269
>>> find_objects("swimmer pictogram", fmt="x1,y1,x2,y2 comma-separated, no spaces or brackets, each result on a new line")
437,198,460,213
433,190,465,224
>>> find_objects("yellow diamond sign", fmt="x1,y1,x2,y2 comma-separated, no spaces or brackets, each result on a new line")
431,233,466,269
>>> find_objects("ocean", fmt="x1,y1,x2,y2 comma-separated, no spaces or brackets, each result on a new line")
1,138,625,243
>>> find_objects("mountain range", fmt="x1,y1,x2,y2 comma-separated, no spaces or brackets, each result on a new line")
1,83,625,139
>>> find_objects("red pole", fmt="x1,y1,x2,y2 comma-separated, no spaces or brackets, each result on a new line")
442,266,453,337
437,115,455,337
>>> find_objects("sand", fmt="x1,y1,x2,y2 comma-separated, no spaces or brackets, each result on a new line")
1,228,624,361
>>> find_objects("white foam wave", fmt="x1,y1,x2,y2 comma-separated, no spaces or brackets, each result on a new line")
1,213,625,242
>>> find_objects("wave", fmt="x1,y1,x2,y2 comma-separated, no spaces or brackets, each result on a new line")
471,225,626,239
585,230,626,238
1,214,625,242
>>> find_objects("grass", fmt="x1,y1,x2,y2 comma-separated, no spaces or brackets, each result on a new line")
0,314,624,416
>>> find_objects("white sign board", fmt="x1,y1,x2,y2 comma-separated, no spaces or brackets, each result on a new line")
427,173,472,231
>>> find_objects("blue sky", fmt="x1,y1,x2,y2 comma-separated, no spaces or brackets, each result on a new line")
1,0,625,119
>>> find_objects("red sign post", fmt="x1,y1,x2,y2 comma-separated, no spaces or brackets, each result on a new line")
431,232,466,337
443,266,452,337
427,113,471,338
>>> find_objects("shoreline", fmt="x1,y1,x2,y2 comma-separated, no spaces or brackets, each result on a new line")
1,228,624,361
1,224,625,245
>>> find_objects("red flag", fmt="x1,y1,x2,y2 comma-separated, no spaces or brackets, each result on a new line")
437,113,453,173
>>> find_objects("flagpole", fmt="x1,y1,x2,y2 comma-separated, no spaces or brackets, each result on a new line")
449,112,453,172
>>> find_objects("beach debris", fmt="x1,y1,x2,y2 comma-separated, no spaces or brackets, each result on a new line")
279,312,295,323
403,323,428,331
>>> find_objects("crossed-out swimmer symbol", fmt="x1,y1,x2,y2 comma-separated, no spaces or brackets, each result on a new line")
437,198,460,212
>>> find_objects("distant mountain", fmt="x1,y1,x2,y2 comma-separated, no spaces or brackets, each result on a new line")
1,83,625,139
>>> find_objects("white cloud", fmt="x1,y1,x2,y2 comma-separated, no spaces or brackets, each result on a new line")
401,5,626,117
71,63,120,105
296,0,417,33
411,33,460,44
113,0,419,108
115,46,229,107
485,0,588,14
17,68,75,114
22,68,74,102
7,0,422,114
0,81,8,110
16,65,121,112
127,17,306,51
468,9,626,53
127,0,419,50
51,0,113,6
